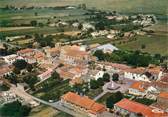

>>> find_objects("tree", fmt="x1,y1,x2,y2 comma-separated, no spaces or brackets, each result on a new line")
115,91,123,101
106,91,123,109
93,50,105,61
106,96,114,109
24,75,39,89
51,71,60,81
78,23,83,30
13,67,20,74
0,100,31,117
97,78,104,86
90,79,99,89
26,64,33,72
141,44,146,49
13,59,27,70
112,73,119,82
34,12,38,16
103,73,110,82
30,20,37,26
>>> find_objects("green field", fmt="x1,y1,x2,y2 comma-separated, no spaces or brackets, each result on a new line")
116,34,168,56
0,0,167,15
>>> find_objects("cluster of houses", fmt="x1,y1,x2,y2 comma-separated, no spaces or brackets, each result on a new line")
0,42,168,117
0,91,17,105
91,30,120,39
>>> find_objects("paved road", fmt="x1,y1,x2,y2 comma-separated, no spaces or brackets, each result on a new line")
10,85,88,117
94,91,107,101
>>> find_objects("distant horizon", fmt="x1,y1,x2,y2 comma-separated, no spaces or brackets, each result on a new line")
0,0,167,15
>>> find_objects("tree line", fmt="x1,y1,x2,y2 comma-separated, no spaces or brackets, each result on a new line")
94,50,161,67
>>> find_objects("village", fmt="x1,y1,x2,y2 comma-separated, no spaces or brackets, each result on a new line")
0,3,168,117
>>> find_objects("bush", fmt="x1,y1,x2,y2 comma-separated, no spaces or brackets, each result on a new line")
0,101,31,117
90,80,99,89
112,73,119,81
103,73,110,82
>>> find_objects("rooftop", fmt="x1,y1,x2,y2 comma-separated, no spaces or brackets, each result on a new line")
159,92,168,99
115,98,168,117
61,45,89,57
130,81,145,92
17,48,34,54
62,92,106,114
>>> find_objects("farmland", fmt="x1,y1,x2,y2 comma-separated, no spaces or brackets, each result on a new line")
0,0,167,55
117,34,168,56
0,0,167,15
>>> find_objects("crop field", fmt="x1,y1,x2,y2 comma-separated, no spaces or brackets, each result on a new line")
117,34,168,56
29,105,59,117
0,0,167,15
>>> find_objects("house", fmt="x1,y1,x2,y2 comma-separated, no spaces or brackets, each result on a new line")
72,22,80,28
69,77,84,86
17,48,35,56
82,23,95,31
37,68,53,81
61,92,106,117
155,92,168,112
106,34,115,39
23,56,37,64
129,81,147,96
147,66,163,81
56,21,69,27
60,45,91,66
90,70,105,80
0,91,17,105
129,81,159,99
44,47,60,58
57,65,88,80
124,67,150,82
97,62,131,72
33,51,45,63
3,54,24,65
114,98,168,117
6,35,25,42
93,44,119,53
0,65,12,78
160,74,168,83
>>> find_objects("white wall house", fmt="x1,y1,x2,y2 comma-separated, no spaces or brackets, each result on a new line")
129,88,147,96
124,72,150,82
92,71,105,80
3,54,24,65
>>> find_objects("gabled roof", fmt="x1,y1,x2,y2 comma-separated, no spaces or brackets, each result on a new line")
95,44,118,52
130,81,145,92
62,92,106,114
115,98,168,117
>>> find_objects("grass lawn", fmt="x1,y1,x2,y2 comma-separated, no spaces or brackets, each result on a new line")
86,87,103,99
97,92,112,105
29,105,59,117
84,38,112,45
54,111,73,117
33,79,72,101
116,34,168,56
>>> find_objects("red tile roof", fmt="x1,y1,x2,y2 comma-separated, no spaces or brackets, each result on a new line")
130,81,145,92
62,92,106,114
17,48,34,54
115,98,168,117
159,92,168,100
